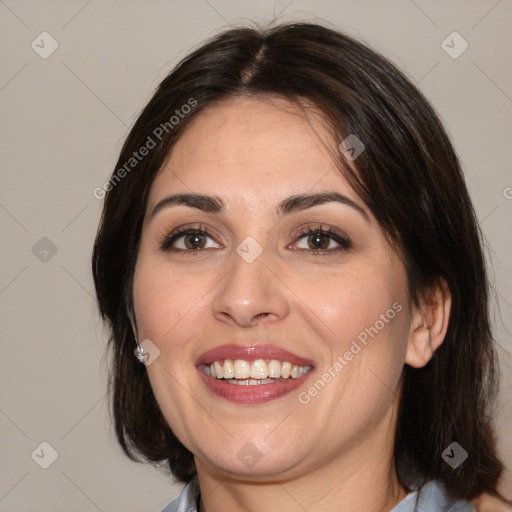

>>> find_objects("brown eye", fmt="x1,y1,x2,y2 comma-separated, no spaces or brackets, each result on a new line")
307,232,331,250
161,227,221,252
183,232,207,249
293,227,351,253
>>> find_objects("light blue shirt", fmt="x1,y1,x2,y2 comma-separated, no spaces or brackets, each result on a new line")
160,477,476,511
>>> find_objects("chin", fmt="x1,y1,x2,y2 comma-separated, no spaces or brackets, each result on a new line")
194,434,314,480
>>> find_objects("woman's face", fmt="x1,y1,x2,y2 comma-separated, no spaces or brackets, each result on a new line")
133,96,415,480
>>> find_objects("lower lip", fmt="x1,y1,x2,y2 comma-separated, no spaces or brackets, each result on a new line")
198,369,314,404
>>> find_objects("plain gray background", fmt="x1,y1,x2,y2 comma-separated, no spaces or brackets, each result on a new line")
1,1,511,510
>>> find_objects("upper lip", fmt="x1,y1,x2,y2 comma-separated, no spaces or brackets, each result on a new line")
196,344,314,367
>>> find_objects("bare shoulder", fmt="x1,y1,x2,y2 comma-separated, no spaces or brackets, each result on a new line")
471,493,512,512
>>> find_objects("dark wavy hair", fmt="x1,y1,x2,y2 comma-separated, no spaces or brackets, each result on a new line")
92,21,509,503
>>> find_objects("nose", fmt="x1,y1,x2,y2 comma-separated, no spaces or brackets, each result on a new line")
211,246,290,328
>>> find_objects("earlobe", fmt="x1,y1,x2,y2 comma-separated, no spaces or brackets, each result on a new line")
405,278,452,369
405,322,433,368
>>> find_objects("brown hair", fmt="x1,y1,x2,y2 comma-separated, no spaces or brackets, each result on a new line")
92,21,508,503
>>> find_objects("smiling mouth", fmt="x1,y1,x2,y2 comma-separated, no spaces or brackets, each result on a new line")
196,344,315,403
200,358,313,385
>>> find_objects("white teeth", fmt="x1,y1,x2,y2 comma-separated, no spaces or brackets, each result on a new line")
234,359,251,379
228,378,277,386
281,361,292,379
214,361,223,379
206,358,312,382
223,359,234,379
250,359,268,379
267,359,282,378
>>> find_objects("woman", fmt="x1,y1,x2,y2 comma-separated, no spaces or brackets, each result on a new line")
92,22,511,511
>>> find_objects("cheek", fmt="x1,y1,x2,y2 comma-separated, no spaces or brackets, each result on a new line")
133,256,207,344
132,258,209,441
294,264,410,410
303,275,409,429
292,263,408,351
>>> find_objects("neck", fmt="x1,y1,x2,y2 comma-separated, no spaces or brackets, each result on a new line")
197,463,406,512
195,398,407,512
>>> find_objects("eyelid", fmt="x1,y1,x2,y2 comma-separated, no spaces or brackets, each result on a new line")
160,223,352,254
288,224,351,253
160,224,222,251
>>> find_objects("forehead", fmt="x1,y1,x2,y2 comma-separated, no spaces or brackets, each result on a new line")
148,96,360,206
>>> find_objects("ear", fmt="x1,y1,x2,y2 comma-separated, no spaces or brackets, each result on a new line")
405,278,452,368
126,299,139,341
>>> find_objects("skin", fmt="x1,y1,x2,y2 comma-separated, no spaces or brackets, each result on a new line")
472,495,512,512
132,95,457,512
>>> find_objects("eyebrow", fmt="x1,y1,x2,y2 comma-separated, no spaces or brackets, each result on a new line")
149,191,368,220
277,191,368,219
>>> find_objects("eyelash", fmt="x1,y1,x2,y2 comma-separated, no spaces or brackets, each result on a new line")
160,224,351,255
292,225,351,254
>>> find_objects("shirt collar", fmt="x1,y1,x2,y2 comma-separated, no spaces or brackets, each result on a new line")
162,477,476,512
